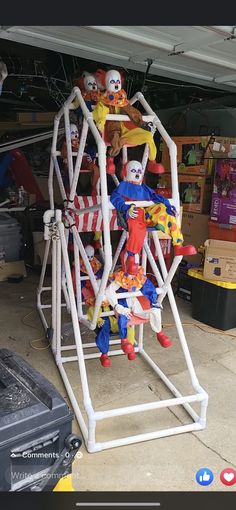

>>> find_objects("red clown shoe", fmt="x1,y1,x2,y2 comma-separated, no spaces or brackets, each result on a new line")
156,331,172,348
147,161,165,174
121,339,135,354
100,353,111,368
174,244,197,256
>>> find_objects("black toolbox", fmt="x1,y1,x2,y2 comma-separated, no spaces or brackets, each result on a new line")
0,349,81,492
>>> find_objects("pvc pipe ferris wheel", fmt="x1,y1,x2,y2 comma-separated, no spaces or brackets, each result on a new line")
37,86,208,453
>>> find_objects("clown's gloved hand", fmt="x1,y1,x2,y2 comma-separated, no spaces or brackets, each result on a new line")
127,204,138,219
115,304,132,318
84,153,92,163
166,204,177,217
97,317,105,328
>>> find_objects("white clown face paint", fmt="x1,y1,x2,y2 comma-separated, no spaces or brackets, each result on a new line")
126,160,144,184
105,70,122,93
85,244,95,261
84,75,98,91
70,123,79,141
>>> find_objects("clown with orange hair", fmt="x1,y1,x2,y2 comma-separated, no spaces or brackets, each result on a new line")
92,69,164,175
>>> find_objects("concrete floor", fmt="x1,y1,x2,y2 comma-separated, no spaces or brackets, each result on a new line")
0,270,236,492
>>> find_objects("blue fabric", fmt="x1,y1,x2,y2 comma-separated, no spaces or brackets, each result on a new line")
0,152,13,187
118,313,129,340
141,278,158,306
110,186,130,215
110,181,175,217
85,144,97,160
95,317,110,353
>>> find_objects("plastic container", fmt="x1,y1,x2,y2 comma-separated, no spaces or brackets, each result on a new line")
188,268,236,330
208,220,236,242
0,213,22,261
0,349,81,491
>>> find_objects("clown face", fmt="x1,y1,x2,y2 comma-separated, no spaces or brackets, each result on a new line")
84,74,98,92
105,70,122,93
126,161,144,184
70,123,79,142
85,244,95,262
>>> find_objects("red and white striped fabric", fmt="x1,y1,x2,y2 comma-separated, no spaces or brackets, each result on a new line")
73,195,119,232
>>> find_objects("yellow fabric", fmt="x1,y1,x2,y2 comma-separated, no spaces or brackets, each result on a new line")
188,268,236,289
127,325,135,345
93,102,110,131
87,303,119,331
93,231,102,241
92,104,157,161
120,126,157,161
145,203,183,245
53,474,74,492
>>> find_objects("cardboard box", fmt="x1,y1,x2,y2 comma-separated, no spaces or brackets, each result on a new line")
203,239,236,282
179,174,213,213
0,260,27,282
205,136,236,159
182,212,209,264
162,136,210,174
210,159,236,225
159,173,213,213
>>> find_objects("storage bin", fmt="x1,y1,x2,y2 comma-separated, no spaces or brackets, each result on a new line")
188,268,236,330
208,220,236,242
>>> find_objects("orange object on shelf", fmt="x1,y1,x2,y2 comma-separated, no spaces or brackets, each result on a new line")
208,220,236,242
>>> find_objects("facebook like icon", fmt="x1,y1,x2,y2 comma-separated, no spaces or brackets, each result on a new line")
196,468,214,486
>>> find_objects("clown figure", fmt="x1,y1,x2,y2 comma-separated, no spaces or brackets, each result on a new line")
61,122,100,195
73,71,101,112
102,267,172,367
93,69,163,175
72,244,103,304
110,160,196,275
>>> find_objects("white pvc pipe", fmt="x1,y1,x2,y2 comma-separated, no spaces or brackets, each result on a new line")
94,394,203,421
51,238,57,354
74,238,83,317
64,105,74,187
71,224,99,295
49,117,60,209
91,422,202,453
134,92,180,212
110,230,127,273
58,362,88,442
53,156,67,203
56,237,62,362
69,118,89,202
58,218,93,409
140,349,199,423
152,231,207,395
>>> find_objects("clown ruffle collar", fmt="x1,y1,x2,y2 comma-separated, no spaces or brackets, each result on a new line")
100,89,129,107
80,257,102,276
110,267,146,291
82,90,101,102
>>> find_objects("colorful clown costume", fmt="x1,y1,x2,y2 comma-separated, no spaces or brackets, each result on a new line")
110,174,183,253
110,160,196,275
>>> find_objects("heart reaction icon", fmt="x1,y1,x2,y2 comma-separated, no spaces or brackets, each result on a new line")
220,469,236,486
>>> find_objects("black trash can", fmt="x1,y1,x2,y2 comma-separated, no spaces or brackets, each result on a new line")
0,349,81,492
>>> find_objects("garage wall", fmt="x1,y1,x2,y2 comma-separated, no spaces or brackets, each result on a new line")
158,106,236,137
